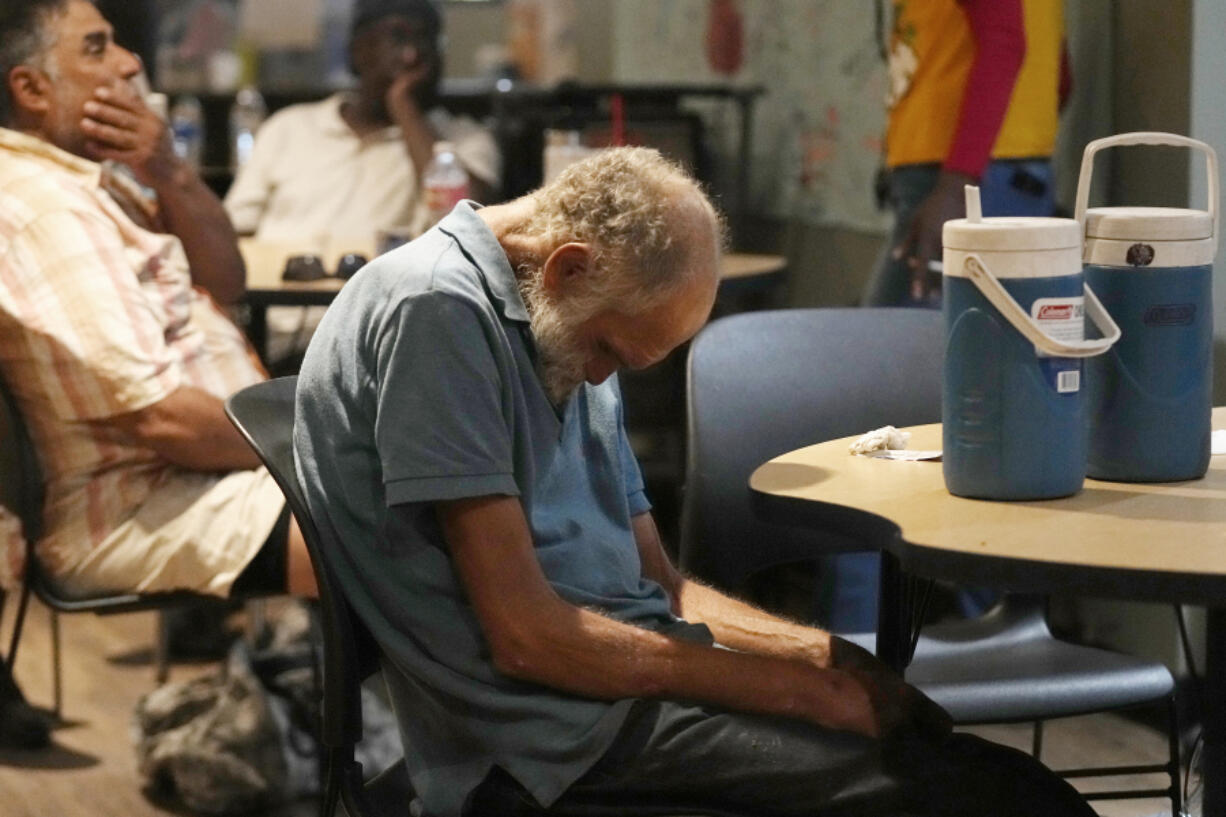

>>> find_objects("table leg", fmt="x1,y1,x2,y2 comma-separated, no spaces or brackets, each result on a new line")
876,551,912,674
246,304,269,365
1204,607,1226,817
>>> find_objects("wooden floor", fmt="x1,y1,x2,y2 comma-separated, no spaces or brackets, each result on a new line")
0,594,1189,817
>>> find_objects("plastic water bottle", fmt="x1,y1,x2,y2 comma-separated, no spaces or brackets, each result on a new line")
423,141,470,227
169,95,204,170
229,85,266,170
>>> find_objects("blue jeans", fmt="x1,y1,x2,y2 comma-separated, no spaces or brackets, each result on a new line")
860,159,1055,309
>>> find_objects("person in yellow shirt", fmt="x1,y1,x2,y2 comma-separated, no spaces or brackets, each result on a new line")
861,0,1068,308
837,0,1068,634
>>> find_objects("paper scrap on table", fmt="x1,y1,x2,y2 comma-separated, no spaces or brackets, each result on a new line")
864,448,942,461
849,425,941,461
1212,429,1226,455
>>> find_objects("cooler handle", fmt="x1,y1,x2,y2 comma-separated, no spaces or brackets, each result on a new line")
1075,131,1219,252
963,254,1121,358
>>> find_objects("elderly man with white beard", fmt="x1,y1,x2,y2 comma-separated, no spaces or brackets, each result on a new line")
292,147,1095,817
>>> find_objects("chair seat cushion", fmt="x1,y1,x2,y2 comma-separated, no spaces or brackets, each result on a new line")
843,620,1174,724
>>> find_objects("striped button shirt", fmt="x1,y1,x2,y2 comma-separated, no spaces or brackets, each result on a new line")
0,127,266,581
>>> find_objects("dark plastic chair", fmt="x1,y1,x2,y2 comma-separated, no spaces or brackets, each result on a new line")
680,308,1181,812
227,377,764,817
0,369,207,718
225,377,411,817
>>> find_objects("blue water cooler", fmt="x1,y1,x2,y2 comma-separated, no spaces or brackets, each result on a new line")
943,187,1121,500
1077,133,1220,482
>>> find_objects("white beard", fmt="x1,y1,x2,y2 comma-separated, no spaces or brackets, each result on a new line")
520,278,590,405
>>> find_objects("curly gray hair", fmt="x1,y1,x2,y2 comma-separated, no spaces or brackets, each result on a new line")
519,146,727,312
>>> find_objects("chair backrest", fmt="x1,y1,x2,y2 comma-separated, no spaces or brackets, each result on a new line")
0,368,45,543
679,308,944,590
224,376,373,754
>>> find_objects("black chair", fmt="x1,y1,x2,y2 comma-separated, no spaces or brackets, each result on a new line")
0,369,207,718
227,377,767,817
680,307,1181,812
225,376,411,817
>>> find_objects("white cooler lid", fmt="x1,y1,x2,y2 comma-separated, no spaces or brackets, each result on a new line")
943,216,1081,252
1084,206,1213,242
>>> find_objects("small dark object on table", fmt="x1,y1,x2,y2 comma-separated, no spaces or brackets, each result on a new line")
282,254,327,282
335,253,368,279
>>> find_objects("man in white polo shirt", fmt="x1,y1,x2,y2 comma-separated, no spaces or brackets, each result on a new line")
224,0,499,245
224,0,499,366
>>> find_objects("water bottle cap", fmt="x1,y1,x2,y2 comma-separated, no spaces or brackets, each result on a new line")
1085,206,1213,242
943,216,1081,253
433,141,456,156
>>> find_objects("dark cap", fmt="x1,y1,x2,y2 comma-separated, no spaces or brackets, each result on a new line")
350,0,441,39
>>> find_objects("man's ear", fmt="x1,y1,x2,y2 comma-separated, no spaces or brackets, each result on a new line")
7,65,51,117
541,243,593,296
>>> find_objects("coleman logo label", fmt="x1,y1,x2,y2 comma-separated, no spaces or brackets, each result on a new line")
1037,303,1077,320
1143,304,1196,326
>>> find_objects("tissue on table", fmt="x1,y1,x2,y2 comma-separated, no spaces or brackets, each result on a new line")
849,425,911,455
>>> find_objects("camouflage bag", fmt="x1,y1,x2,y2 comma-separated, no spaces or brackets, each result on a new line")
134,643,291,815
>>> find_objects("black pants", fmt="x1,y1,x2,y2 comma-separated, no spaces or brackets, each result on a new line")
468,700,1096,817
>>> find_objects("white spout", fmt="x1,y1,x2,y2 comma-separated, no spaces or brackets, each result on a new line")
965,185,983,223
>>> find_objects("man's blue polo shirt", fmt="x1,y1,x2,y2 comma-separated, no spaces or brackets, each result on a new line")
294,203,679,816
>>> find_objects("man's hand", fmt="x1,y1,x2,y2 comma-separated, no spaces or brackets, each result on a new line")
829,636,952,742
794,664,883,738
384,48,434,126
894,170,975,301
78,80,246,304
81,81,178,188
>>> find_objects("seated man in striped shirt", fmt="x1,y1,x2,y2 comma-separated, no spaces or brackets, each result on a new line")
0,0,319,744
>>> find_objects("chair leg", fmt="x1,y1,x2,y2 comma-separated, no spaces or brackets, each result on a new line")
1031,719,1044,759
6,583,33,668
155,611,170,684
1052,699,1187,808
50,609,62,719
1167,695,1183,817
320,751,341,817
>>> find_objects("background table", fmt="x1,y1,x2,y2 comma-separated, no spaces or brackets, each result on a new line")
240,239,786,362
239,238,352,360
750,411,1226,816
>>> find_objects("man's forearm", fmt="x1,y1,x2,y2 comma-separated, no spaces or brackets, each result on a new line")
150,162,247,306
392,101,436,179
100,384,261,472
393,103,494,203
442,495,873,735
489,588,872,735
676,578,834,666
630,512,833,666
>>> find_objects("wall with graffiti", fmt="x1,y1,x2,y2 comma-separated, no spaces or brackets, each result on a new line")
612,0,891,233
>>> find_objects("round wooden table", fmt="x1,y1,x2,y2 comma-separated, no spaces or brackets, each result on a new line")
751,409,1226,816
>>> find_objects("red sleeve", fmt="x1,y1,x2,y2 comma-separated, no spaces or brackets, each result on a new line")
944,0,1026,178
1058,40,1073,112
